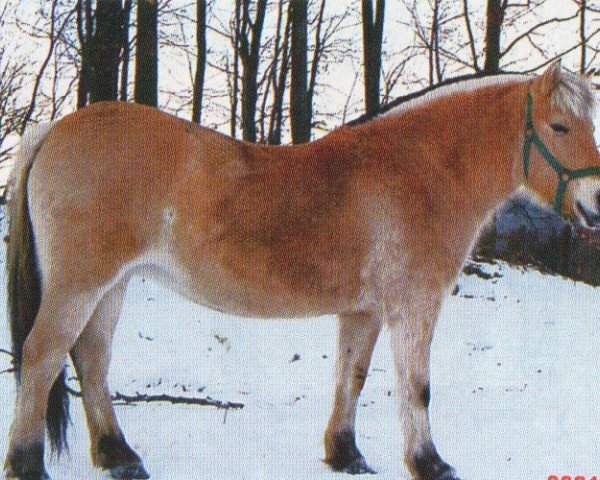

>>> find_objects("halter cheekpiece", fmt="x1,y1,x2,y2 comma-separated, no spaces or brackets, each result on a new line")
523,93,600,214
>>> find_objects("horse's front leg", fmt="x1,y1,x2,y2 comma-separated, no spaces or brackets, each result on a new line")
389,294,460,480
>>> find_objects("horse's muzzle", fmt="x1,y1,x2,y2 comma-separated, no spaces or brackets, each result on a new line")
576,201,600,230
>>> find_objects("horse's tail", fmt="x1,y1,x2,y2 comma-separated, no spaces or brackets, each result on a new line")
6,123,70,455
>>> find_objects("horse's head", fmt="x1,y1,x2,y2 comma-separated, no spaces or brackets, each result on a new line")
525,62,600,228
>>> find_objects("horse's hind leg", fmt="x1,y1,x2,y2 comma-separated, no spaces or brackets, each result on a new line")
5,286,101,480
70,280,149,480
324,311,381,474
389,295,459,480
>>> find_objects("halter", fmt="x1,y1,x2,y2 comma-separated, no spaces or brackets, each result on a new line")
523,93,600,214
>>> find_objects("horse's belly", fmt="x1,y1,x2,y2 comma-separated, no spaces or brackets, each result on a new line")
142,252,351,319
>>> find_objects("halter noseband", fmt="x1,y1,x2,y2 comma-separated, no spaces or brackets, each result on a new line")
523,93,600,214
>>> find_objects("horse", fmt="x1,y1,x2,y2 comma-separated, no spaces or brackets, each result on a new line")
4,61,600,480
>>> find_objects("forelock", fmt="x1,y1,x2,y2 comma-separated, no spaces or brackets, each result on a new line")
551,69,595,120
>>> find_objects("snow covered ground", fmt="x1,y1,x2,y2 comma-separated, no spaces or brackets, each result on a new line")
1,246,600,479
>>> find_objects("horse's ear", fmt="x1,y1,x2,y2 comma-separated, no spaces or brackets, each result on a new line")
536,60,563,98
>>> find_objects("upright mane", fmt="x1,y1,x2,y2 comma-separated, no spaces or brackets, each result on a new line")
380,74,527,118
346,73,527,126
550,68,595,119
347,67,596,127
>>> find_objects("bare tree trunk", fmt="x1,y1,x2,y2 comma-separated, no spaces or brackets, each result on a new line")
307,0,327,127
135,0,158,106
432,0,442,81
192,0,207,123
462,0,480,72
90,0,123,103
290,0,310,144
362,0,385,114
268,1,291,145
484,0,504,73
230,0,242,137
120,0,133,101
239,0,268,142
580,0,587,73
76,0,93,109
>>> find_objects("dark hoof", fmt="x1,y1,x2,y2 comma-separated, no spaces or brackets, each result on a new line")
432,470,460,480
325,430,375,475
5,444,50,480
98,433,148,479
108,463,150,480
336,455,377,475
413,443,459,480
7,473,50,480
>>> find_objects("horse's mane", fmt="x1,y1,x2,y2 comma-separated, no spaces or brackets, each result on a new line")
347,68,595,127
551,69,595,119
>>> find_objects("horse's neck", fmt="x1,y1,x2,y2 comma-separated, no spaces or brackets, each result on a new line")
367,80,529,218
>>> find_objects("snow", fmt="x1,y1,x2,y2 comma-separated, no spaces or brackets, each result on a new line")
1,242,600,479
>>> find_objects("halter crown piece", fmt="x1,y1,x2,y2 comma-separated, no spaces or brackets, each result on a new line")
523,93,600,214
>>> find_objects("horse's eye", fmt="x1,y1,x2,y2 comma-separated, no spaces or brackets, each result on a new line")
551,123,570,134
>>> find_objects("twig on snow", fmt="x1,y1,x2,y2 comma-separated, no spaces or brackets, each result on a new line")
65,384,244,410
112,391,244,410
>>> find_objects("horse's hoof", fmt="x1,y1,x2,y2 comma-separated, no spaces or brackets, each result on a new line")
435,472,460,480
4,444,50,480
8,473,50,480
108,463,150,480
418,467,460,480
327,454,376,475
339,455,377,475
434,471,459,480
325,430,376,474
4,470,50,480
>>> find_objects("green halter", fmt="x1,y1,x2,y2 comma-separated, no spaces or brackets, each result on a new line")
523,93,600,214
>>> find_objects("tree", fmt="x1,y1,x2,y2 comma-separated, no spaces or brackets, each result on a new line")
483,0,503,73
267,0,291,144
89,0,124,103
120,0,133,101
135,0,159,106
290,0,310,144
361,0,385,114
580,0,587,73
192,0,207,123
20,0,74,132
0,39,27,164
238,0,268,142
402,0,455,85
76,0,93,108
574,0,600,74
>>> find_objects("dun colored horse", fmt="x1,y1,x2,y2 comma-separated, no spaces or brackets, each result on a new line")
4,62,600,480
